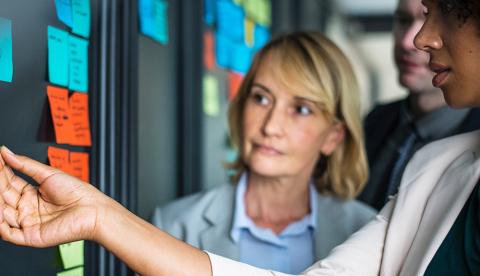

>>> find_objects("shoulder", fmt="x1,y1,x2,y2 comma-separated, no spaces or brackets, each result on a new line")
365,100,403,123
401,130,480,187
152,184,235,229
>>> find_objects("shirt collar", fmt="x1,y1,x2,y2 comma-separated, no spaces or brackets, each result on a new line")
400,99,470,141
230,172,317,245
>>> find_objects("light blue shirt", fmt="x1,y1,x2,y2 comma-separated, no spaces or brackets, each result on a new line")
230,173,318,274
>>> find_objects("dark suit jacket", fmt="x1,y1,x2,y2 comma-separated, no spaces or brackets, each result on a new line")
359,99,480,210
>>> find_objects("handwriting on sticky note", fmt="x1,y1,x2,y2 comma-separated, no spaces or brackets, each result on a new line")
72,0,90,38
48,146,89,182
47,86,91,146
48,26,69,87
69,35,88,92
69,92,91,146
0,17,13,83
47,86,74,144
69,152,89,182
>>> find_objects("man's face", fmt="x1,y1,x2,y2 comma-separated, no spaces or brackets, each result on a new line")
393,0,436,93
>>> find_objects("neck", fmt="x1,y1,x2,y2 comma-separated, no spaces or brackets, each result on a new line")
244,172,311,234
408,90,447,118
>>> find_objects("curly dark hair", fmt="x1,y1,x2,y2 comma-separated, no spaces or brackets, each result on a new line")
438,0,480,23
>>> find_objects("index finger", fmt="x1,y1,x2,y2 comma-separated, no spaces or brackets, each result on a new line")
0,147,59,186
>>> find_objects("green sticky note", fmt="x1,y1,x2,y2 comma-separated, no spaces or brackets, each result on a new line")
203,74,220,117
57,266,84,276
48,26,69,87
244,0,271,27
59,241,84,269
72,0,90,38
0,17,13,83
69,35,88,92
152,0,168,44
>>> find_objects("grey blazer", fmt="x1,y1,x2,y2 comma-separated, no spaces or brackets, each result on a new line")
152,184,376,261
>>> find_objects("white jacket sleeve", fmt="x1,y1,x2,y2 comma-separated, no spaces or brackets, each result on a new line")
207,199,393,276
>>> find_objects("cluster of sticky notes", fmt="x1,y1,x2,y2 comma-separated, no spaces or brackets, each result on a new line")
48,26,89,92
0,17,13,83
48,146,89,182
47,85,92,146
206,0,270,75
139,0,169,44
54,0,91,38
203,74,220,117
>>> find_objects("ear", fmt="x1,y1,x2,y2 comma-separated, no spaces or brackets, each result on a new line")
320,123,345,156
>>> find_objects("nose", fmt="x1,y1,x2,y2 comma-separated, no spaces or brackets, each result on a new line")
262,105,285,137
414,17,442,52
400,22,423,51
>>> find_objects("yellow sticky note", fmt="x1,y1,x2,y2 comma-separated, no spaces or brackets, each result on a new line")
244,18,255,47
203,74,220,117
57,267,84,276
59,241,84,269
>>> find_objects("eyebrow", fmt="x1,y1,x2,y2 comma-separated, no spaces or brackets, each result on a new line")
251,83,272,93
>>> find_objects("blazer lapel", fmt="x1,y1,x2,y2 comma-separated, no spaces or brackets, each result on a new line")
200,184,240,260
400,151,480,276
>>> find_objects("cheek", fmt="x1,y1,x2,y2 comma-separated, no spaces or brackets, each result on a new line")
289,125,326,154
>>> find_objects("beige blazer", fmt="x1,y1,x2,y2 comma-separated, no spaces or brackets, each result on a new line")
208,130,480,276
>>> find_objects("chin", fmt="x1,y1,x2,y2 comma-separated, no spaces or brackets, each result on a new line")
443,90,480,109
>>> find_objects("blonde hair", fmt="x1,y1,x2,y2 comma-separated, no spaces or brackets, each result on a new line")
227,31,368,200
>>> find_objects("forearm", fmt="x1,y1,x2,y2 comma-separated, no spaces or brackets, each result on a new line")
95,196,212,276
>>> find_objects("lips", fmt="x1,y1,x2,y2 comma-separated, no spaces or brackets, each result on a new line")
253,143,282,155
429,62,451,88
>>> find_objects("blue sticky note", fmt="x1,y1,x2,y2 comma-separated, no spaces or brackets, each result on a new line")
55,0,73,27
216,0,244,42
152,0,168,44
48,26,69,87
254,25,270,50
0,17,13,83
215,32,232,69
139,0,155,37
231,42,252,74
72,0,90,38
69,35,88,92
204,0,216,25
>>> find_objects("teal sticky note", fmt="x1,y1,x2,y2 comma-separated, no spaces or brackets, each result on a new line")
55,0,73,27
0,17,13,83
152,0,168,44
59,241,84,269
57,266,84,276
69,35,88,92
48,26,69,87
72,0,90,38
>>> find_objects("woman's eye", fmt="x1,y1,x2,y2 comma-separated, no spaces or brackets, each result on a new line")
295,105,312,115
253,93,270,106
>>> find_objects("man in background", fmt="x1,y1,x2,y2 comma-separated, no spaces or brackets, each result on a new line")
359,0,480,210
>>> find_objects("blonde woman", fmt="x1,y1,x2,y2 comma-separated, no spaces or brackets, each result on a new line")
151,32,375,274
0,32,375,275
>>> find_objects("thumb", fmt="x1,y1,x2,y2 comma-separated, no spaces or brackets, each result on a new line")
0,146,59,185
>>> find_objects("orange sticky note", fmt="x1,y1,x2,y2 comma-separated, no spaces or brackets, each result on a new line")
70,152,89,182
203,31,215,70
47,86,74,144
48,146,71,174
228,72,243,101
69,92,92,146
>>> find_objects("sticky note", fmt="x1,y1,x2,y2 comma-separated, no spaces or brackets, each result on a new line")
244,18,255,47
203,74,220,117
47,86,74,144
59,240,84,269
55,0,73,27
48,146,71,174
57,267,84,276
0,17,13,83
228,72,243,101
69,35,88,93
72,0,90,38
243,0,271,27
139,0,155,37
254,25,270,50
215,32,231,69
231,43,252,74
152,0,168,44
48,26,69,87
203,31,215,70
216,0,244,42
69,92,91,146
70,152,89,182
204,0,216,25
